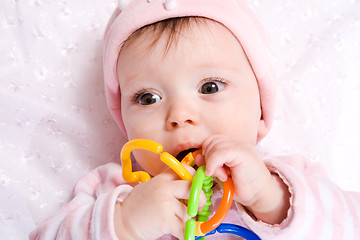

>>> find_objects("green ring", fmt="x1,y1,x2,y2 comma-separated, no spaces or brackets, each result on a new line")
187,166,206,217
184,219,196,240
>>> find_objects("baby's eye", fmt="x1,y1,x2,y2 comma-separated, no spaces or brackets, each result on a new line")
138,93,161,105
200,80,226,94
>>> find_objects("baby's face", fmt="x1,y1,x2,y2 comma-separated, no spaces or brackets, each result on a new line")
118,20,267,176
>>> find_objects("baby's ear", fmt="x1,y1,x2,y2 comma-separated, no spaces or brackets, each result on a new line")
257,119,269,140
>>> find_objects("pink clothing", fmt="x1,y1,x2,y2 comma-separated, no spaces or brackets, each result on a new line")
29,156,360,239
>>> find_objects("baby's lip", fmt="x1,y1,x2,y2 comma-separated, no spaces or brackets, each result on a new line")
174,143,201,160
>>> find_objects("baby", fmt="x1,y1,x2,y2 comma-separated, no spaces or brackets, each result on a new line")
30,0,360,239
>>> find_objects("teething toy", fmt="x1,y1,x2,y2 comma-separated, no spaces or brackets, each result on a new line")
120,139,260,240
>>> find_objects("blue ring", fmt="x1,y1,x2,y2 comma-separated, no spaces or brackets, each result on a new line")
195,223,261,240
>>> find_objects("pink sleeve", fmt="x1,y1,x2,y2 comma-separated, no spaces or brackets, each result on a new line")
29,162,133,240
237,155,360,239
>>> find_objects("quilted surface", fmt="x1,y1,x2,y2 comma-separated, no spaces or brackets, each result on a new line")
1,0,359,238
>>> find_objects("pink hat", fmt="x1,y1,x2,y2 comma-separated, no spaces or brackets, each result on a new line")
103,0,276,137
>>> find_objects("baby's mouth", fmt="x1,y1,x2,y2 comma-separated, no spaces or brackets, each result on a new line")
176,148,199,161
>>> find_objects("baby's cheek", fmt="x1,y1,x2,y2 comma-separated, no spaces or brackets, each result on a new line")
125,119,156,139
133,149,167,176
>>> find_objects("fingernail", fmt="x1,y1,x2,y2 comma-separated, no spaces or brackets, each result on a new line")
195,154,202,162
221,175,228,182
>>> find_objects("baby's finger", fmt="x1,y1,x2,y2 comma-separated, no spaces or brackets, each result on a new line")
170,180,207,210
195,153,228,181
159,163,196,181
202,139,238,177
194,154,205,166
213,167,228,182
201,134,225,155
203,150,227,177
173,196,191,221
181,163,197,176
169,215,187,240
201,134,226,156
170,180,192,199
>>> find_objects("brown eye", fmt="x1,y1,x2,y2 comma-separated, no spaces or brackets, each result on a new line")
200,81,225,94
139,93,161,105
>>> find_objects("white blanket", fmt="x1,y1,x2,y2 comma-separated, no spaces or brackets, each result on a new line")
1,0,359,238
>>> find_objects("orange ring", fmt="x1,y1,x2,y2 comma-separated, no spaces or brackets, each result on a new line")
200,177,234,233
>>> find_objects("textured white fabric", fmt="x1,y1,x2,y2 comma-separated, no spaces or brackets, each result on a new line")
0,0,360,239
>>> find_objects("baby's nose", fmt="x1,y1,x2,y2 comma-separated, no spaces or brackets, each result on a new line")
165,101,199,130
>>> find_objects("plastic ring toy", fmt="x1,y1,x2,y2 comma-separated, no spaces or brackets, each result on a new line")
184,166,235,239
195,223,261,240
120,139,259,240
121,139,162,183
121,139,192,183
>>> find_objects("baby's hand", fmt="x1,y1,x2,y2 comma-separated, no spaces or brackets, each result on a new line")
114,164,204,240
196,135,290,224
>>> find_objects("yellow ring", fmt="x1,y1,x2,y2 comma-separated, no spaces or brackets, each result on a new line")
121,139,163,183
160,152,193,181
